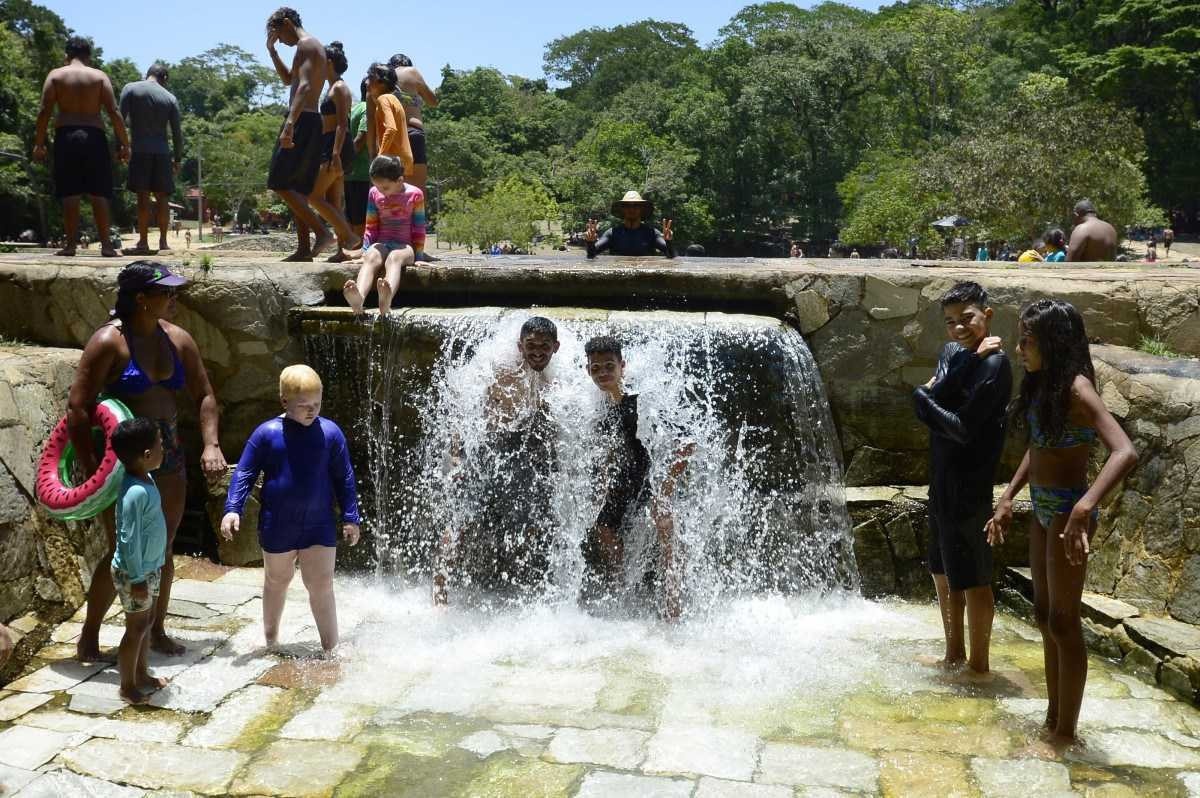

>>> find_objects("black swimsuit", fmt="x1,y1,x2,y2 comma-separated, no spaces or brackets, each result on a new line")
319,92,356,167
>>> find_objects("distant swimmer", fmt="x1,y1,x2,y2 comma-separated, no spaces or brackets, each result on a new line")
33,35,131,257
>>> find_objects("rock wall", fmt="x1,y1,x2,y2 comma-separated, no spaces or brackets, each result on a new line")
1086,345,1200,620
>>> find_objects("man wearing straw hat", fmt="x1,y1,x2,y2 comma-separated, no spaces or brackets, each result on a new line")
585,190,674,259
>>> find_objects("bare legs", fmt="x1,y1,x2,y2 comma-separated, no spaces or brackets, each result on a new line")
117,601,164,704
131,192,171,252
57,195,113,256
262,546,338,653
150,469,187,655
155,192,170,251
343,245,413,316
1030,515,1091,745
77,508,116,661
653,499,681,620
308,162,359,262
275,189,332,262
931,575,994,672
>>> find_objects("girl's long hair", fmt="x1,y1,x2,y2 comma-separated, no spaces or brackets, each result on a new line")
1011,299,1094,443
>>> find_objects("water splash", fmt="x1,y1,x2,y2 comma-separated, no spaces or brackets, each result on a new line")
303,307,858,614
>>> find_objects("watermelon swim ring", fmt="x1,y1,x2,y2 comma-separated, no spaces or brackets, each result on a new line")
35,397,134,521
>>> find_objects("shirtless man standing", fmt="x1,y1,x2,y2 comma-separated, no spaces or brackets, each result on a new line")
1066,199,1118,262
264,7,340,262
33,36,130,257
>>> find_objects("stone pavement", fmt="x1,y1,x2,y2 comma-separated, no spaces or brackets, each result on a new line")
5,562,1200,796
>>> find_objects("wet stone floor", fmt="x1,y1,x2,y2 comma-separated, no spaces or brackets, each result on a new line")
4,564,1200,797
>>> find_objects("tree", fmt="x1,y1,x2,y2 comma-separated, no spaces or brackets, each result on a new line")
438,176,559,251
188,111,279,222
169,44,282,118
837,151,949,251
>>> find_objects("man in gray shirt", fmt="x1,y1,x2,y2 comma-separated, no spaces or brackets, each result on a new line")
119,63,183,254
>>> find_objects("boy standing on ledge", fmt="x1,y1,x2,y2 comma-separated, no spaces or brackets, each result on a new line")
913,282,1013,675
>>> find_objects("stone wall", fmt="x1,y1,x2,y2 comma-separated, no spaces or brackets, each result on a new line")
1086,345,1200,621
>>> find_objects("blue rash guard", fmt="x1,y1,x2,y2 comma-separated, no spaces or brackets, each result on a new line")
224,415,361,553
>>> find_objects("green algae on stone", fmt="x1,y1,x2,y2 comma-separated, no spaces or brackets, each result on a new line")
358,711,492,758
745,695,840,742
229,687,309,752
878,750,977,798
457,753,585,798
334,746,491,798
839,717,1014,757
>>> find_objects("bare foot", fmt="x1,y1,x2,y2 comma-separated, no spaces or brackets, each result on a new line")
150,632,185,656
101,247,119,258
916,653,966,670
282,249,313,262
158,239,170,252
136,673,169,691
326,250,351,263
123,244,152,256
75,643,117,663
343,279,366,315
376,277,394,316
311,229,334,259
119,685,150,705
1019,732,1079,760
53,247,76,257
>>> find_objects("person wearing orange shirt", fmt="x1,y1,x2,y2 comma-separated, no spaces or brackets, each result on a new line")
364,63,413,176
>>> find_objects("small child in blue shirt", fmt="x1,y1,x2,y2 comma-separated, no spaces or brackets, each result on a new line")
110,417,170,704
221,365,361,654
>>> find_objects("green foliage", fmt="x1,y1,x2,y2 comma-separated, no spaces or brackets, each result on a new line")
438,176,559,251
188,111,279,220
838,152,947,250
1139,336,1179,359
169,44,282,117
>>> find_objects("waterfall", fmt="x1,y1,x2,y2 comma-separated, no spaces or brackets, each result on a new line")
303,307,858,613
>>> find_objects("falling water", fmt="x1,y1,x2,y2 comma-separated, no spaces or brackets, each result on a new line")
303,307,857,613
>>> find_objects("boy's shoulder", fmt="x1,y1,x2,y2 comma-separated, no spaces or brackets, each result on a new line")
119,475,156,505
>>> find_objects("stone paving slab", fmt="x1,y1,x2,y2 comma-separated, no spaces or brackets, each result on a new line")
68,692,126,715
694,777,793,798
642,724,760,781
15,769,146,797
0,764,41,795
1070,729,1200,769
970,757,1072,798
1001,696,1188,734
168,580,261,607
756,743,879,792
59,738,247,794
6,660,108,693
877,751,971,798
574,771,694,798
16,708,186,744
1125,617,1200,660
0,691,52,721
180,684,282,749
278,699,372,741
0,725,88,769
545,726,651,770
228,739,363,797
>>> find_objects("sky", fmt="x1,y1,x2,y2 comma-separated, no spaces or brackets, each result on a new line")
41,0,889,90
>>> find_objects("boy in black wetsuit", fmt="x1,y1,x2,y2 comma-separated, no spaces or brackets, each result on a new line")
582,336,693,619
912,282,1013,675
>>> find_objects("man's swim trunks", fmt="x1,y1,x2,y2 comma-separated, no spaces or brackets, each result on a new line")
53,125,113,199
127,152,174,194
927,506,993,591
267,112,323,195
408,127,427,166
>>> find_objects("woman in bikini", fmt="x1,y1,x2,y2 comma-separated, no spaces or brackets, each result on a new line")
67,261,227,661
387,54,438,195
987,299,1137,750
305,41,360,262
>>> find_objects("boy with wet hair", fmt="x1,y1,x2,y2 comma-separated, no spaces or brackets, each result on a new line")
434,316,561,604
110,417,169,703
583,335,693,619
912,281,1013,675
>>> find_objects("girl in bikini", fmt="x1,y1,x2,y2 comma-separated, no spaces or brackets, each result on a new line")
987,299,1138,749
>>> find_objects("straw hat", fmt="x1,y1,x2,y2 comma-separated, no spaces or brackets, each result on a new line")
611,190,654,219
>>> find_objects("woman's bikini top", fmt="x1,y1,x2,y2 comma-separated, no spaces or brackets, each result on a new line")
396,88,424,113
108,324,186,395
1028,407,1096,449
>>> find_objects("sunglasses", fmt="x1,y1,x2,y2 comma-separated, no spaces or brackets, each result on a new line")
147,286,179,298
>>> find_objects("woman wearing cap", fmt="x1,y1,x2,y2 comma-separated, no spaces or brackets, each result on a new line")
66,260,227,661
585,191,674,259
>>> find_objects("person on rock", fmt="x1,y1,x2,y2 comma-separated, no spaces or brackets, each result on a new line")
585,191,674,259
1066,199,1117,263
68,261,227,661
32,35,131,258
343,77,372,242
434,317,561,605
987,300,1137,751
364,63,413,175
109,418,171,704
581,336,695,620
221,365,360,655
265,7,354,261
343,154,426,317
119,63,183,255
304,41,361,263
912,282,1013,677
387,54,438,195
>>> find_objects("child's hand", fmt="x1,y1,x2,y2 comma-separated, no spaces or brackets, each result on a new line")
976,336,1003,358
1060,509,1091,566
343,523,361,546
219,512,240,541
986,499,1012,546
131,582,149,600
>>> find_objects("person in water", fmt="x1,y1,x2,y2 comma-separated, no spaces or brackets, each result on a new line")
343,154,426,317
987,299,1137,750
581,336,694,620
222,365,361,654
434,316,561,604
912,282,1012,675
32,35,131,257
586,191,674,259
302,41,360,263
67,261,227,660
265,7,346,261
109,418,170,704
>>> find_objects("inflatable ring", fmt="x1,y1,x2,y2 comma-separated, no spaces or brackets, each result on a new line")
35,397,134,521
